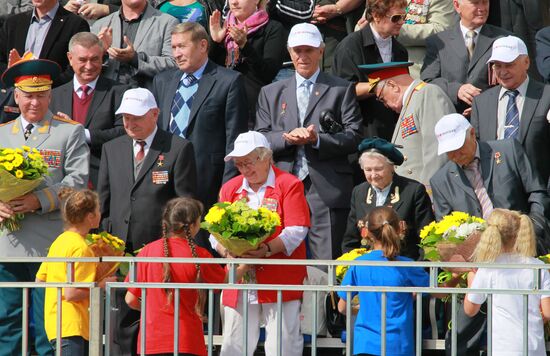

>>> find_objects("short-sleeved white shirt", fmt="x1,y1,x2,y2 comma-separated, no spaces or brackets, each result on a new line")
468,253,550,356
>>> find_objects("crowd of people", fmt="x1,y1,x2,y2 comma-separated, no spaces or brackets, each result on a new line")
1,0,550,355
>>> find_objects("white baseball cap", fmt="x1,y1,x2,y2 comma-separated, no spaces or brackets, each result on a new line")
287,23,323,48
115,88,158,116
435,113,472,155
224,131,271,162
487,36,528,63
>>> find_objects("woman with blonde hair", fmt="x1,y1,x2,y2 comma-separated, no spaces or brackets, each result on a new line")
464,208,550,356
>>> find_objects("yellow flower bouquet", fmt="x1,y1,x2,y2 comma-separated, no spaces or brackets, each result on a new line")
201,199,281,256
85,232,125,281
0,146,49,231
335,248,371,283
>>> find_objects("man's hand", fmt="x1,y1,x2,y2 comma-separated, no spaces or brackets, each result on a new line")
79,3,110,20
64,0,82,14
8,49,22,67
8,193,41,214
107,36,136,63
311,4,340,24
457,83,481,106
0,201,14,223
56,112,72,121
282,124,318,146
97,27,113,53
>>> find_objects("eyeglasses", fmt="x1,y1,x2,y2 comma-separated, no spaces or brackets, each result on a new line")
234,156,261,170
386,13,407,23
375,81,388,104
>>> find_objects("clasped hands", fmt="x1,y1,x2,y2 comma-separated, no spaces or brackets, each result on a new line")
283,124,318,146
209,10,248,48
97,27,136,63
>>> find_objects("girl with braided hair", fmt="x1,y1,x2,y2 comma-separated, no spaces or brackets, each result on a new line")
464,209,550,355
337,206,429,356
125,197,248,356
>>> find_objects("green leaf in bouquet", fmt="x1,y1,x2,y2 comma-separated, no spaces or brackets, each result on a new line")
222,231,233,239
421,234,441,246
424,249,440,261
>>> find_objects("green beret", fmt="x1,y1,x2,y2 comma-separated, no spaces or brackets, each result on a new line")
357,137,404,166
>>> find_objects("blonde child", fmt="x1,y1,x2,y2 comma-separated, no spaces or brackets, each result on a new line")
35,188,115,355
464,209,550,355
124,197,248,356
337,206,429,356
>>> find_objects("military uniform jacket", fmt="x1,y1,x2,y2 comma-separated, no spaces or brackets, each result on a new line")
0,112,89,257
392,80,454,186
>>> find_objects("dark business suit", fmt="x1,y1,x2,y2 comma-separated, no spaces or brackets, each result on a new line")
0,6,89,86
50,76,128,187
535,26,550,83
470,79,550,186
332,25,408,141
421,23,511,113
431,139,549,219
97,129,196,356
341,174,434,260
255,71,363,260
430,139,550,355
152,60,248,210
0,88,18,123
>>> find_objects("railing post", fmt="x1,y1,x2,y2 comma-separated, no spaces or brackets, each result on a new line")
89,286,104,356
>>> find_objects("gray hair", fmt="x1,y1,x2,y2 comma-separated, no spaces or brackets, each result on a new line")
358,150,395,169
255,147,273,161
68,32,103,52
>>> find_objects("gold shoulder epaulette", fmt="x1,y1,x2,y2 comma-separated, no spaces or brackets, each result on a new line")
415,81,427,91
0,120,12,127
52,115,78,125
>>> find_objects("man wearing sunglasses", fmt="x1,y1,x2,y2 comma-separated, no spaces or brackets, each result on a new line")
421,0,512,116
360,61,454,190
332,0,408,142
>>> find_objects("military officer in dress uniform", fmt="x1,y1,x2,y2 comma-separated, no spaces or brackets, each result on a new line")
0,57,89,355
361,61,455,190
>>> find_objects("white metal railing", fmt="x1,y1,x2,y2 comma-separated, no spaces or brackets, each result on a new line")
1,257,550,356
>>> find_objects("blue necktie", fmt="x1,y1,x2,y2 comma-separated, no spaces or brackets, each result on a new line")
504,90,519,139
293,80,312,180
170,74,198,138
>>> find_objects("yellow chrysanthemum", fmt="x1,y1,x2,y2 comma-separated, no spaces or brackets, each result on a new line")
15,170,23,178
204,206,226,224
3,162,13,171
22,146,31,152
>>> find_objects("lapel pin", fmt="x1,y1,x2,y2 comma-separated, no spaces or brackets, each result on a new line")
280,102,286,116
157,154,165,167
390,186,400,204
494,151,501,164
315,91,320,96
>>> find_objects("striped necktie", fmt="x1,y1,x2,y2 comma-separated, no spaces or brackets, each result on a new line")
465,158,493,219
504,90,520,139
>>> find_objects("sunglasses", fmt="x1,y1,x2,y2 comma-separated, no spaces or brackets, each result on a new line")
386,13,407,23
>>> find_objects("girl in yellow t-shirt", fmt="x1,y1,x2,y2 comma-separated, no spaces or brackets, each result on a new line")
36,188,115,355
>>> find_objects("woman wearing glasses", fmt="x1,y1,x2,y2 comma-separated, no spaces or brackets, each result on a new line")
332,0,408,142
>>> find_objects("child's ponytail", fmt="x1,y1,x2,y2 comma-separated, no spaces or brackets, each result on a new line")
364,206,402,260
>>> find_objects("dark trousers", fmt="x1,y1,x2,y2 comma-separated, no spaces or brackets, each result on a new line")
0,262,53,356
303,176,349,262
111,288,140,356
445,302,487,356
50,336,89,356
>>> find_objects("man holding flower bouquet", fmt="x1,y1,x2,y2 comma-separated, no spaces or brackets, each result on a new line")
208,131,310,356
0,57,89,355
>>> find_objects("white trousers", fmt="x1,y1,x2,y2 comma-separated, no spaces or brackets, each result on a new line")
220,298,303,356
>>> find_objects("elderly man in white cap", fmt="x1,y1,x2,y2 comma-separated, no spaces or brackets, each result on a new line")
471,35,550,187
97,87,197,356
255,22,362,264
209,130,310,356
430,112,550,356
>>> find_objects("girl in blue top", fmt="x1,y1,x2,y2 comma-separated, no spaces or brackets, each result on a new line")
337,206,429,356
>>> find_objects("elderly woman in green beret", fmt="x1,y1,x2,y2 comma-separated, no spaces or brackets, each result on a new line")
341,137,434,259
